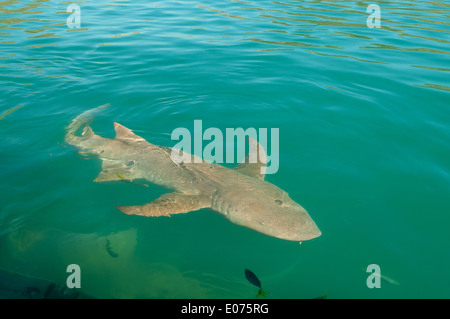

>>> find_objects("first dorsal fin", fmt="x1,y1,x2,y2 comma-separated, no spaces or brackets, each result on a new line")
233,136,267,180
114,122,147,143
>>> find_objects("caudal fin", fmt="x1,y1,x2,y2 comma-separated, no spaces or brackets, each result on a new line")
65,103,110,146
256,288,268,298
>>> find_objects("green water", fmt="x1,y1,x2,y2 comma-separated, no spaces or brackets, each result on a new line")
1,0,449,299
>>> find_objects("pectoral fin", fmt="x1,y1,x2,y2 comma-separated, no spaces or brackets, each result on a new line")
117,193,211,217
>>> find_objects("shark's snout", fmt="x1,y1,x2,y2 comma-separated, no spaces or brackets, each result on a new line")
292,223,321,241
270,211,321,242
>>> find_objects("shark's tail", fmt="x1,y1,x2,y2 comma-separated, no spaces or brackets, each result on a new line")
65,103,110,146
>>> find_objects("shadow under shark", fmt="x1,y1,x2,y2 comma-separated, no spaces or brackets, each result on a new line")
65,105,321,242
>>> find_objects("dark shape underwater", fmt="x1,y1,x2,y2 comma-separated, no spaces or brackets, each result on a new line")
244,269,268,298
0,268,94,299
106,239,119,258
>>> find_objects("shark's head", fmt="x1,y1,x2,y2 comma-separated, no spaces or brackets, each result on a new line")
211,185,321,242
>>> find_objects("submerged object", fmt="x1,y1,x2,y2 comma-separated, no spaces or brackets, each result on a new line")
105,239,119,258
373,272,400,286
43,283,56,299
65,105,321,242
244,269,268,298
0,268,94,299
312,289,328,299
362,267,400,286
22,287,40,298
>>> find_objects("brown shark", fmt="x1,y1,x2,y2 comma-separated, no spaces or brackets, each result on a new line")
65,105,321,242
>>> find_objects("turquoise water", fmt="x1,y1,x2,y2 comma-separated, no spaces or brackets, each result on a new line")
1,0,449,299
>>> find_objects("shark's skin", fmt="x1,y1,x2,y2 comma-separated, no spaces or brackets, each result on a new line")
65,105,321,242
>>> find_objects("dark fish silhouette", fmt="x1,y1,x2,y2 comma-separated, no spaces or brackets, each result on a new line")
244,269,268,298
106,239,119,258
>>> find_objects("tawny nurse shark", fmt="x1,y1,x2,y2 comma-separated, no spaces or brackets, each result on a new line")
65,105,321,242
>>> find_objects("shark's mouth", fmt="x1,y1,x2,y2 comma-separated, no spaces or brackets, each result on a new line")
210,188,322,241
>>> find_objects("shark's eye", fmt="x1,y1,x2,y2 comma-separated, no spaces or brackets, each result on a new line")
275,199,283,205
127,160,135,166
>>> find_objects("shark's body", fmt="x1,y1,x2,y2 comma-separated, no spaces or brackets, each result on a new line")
65,105,321,242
